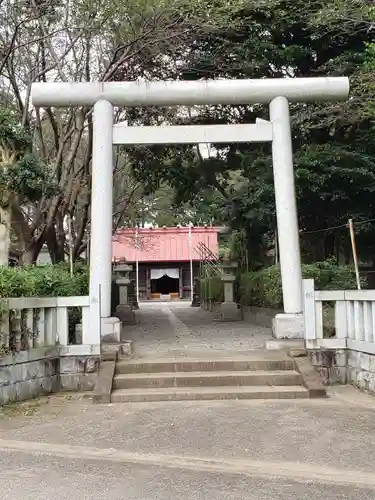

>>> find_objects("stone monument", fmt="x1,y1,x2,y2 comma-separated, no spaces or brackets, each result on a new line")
113,260,136,324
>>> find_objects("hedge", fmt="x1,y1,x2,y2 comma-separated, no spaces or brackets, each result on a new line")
239,260,367,309
0,264,89,298
200,275,224,302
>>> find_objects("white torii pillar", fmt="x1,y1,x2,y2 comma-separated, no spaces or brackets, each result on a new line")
90,100,113,319
31,77,349,341
270,96,303,337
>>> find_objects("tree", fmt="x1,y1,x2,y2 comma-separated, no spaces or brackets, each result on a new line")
2,0,374,267
0,0,223,263
0,106,56,264
134,0,375,266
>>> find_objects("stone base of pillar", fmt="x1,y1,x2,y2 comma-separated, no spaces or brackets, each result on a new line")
115,304,136,324
272,313,304,339
215,302,241,322
101,317,121,342
191,294,200,307
265,339,305,350
101,340,133,357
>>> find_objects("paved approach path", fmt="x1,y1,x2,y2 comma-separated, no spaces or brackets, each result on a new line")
121,301,273,357
0,387,375,499
1,304,375,498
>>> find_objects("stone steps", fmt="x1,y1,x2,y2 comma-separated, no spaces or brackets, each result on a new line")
108,350,326,403
112,369,302,390
110,385,310,402
115,355,295,375
95,350,327,404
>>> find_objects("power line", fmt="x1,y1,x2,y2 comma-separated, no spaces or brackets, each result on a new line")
301,224,347,235
300,218,375,235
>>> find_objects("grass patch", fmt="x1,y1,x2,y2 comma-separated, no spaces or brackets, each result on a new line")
0,398,46,418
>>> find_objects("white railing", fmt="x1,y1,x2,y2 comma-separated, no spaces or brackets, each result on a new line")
303,279,375,355
0,296,100,356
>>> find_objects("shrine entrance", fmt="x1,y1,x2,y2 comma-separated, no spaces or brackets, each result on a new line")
150,269,180,299
31,76,349,342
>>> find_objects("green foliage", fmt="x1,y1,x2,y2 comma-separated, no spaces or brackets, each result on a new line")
0,264,88,298
128,0,375,264
363,42,375,71
0,106,58,207
239,260,366,308
200,275,224,302
0,108,31,152
0,153,58,204
0,113,31,151
228,229,250,270
219,242,230,260
0,106,32,168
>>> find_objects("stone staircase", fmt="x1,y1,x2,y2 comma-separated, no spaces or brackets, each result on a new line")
100,350,325,403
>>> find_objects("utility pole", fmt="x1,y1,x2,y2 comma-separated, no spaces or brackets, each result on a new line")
348,219,361,290
188,223,194,302
135,225,139,301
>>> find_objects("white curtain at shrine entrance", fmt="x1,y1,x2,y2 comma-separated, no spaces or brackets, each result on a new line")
150,268,179,280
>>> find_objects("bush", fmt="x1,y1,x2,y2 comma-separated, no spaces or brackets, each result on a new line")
0,264,89,298
239,260,367,308
200,275,224,302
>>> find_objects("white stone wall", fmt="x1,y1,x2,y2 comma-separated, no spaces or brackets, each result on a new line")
60,356,100,391
308,349,347,385
308,348,375,394
347,350,375,393
0,348,100,405
0,348,59,405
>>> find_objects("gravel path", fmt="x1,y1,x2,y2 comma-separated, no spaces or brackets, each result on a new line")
0,387,375,499
121,301,272,358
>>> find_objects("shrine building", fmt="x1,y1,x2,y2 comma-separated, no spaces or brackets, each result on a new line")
112,226,221,300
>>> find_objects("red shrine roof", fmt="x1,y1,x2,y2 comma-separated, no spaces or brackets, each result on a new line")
112,226,221,263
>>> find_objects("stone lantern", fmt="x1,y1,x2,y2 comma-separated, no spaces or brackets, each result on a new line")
112,260,136,324
218,261,241,321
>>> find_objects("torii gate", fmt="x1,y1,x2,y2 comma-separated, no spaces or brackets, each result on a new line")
31,77,349,343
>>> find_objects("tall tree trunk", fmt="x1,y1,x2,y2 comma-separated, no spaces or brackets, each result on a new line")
46,225,65,263
0,206,11,266
20,248,38,265
19,236,46,265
